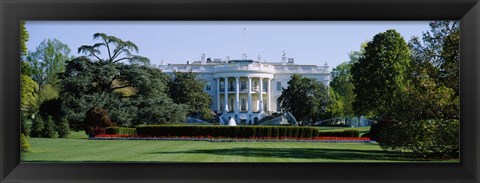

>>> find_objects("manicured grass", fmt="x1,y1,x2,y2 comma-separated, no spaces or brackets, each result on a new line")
313,126,371,135
21,131,457,162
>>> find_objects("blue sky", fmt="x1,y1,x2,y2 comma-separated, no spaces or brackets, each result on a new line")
25,21,431,69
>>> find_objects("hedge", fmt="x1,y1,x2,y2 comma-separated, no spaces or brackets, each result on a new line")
105,127,137,135
136,125,360,138
136,125,321,138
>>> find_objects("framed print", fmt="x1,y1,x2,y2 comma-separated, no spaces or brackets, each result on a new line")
1,0,479,182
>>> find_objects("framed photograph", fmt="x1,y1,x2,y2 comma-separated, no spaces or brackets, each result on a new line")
1,0,479,182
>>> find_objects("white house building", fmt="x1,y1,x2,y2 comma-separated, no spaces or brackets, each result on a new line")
155,54,330,125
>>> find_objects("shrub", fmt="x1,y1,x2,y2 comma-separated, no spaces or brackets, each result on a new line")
361,119,394,141
21,116,30,136
105,127,136,135
41,115,56,138
84,106,115,137
38,98,63,122
57,118,71,138
30,116,44,137
378,119,459,158
20,133,31,153
136,125,320,138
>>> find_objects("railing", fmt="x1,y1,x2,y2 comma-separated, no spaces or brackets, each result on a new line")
158,63,329,74
213,63,275,73
274,66,329,73
219,88,269,93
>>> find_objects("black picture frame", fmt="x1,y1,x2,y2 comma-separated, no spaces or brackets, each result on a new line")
1,0,479,182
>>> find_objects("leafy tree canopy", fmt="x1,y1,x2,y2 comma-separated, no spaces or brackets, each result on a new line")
78,33,149,65
60,33,186,130
26,38,71,89
351,29,411,120
409,21,459,95
20,75,39,116
278,74,330,124
168,71,213,119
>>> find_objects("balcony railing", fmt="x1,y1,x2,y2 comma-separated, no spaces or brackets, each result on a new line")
219,87,269,93
274,65,329,74
213,64,275,73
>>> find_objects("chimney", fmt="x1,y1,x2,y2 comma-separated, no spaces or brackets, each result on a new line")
201,54,206,64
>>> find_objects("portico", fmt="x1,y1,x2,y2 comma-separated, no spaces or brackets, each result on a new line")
215,75,273,115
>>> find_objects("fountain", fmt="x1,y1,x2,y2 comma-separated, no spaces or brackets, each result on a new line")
219,116,226,125
228,117,237,126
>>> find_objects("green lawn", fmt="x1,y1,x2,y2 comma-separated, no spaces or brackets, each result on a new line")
313,126,371,135
21,131,457,162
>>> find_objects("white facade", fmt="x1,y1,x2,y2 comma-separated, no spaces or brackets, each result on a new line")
154,55,330,125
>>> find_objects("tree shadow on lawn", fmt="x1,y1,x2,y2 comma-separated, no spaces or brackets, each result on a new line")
148,147,425,161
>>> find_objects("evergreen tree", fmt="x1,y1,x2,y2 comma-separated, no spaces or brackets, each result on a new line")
30,116,44,137
20,133,31,153
41,116,56,138
60,33,187,129
57,118,71,138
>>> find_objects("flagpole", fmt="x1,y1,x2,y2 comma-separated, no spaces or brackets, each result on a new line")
243,27,246,60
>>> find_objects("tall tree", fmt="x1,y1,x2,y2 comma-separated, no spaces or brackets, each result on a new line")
278,74,330,123
20,21,32,76
27,38,71,90
60,33,186,130
20,75,39,118
351,29,411,120
20,21,29,57
329,62,355,117
78,33,149,65
20,21,36,116
405,21,460,120
168,71,213,120
409,21,459,95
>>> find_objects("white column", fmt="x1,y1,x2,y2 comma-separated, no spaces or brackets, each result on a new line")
267,78,271,112
259,77,263,113
248,77,252,114
216,78,220,112
235,76,240,114
224,77,228,113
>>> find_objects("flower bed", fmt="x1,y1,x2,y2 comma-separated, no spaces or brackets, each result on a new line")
91,134,374,143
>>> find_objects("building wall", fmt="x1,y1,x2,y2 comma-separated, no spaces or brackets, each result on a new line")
159,61,330,115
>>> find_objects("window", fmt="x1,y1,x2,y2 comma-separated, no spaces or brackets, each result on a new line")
277,81,282,91
241,81,246,90
241,98,246,111
220,81,224,91
205,82,211,90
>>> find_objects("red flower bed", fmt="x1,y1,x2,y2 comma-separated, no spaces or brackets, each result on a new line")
92,134,372,142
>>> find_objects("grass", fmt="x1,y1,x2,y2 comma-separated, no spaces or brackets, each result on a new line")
21,131,458,162
313,126,371,135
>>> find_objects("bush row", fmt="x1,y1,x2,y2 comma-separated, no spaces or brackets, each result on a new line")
105,127,137,135
136,125,360,138
137,125,320,138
